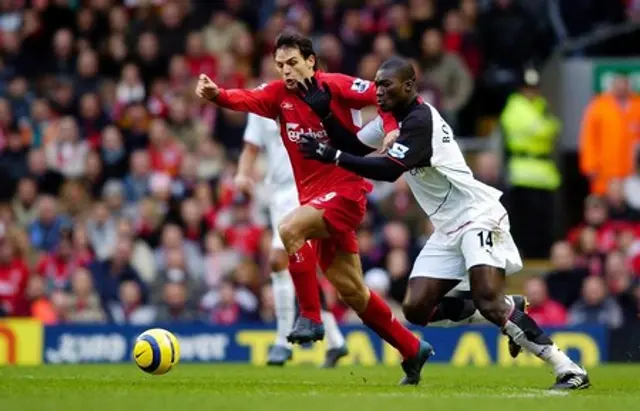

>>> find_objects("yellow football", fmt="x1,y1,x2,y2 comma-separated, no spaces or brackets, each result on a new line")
133,328,180,375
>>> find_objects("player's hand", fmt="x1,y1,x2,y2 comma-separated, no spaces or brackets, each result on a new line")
234,174,255,195
379,129,400,154
195,74,220,101
298,135,337,163
297,77,332,120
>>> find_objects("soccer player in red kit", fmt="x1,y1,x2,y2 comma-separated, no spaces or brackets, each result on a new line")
196,31,433,384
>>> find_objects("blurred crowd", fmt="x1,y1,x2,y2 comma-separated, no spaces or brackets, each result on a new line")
0,0,638,328
524,188,640,329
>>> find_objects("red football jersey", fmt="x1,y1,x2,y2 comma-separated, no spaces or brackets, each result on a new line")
215,71,397,204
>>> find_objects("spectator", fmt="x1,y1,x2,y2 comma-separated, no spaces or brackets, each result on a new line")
78,92,109,147
202,10,248,56
74,50,101,97
85,201,117,261
123,150,151,204
116,217,156,284
523,277,567,326
46,28,76,78
35,227,87,292
569,276,623,328
579,72,640,195
147,118,184,177
222,194,264,260
155,282,198,322
0,124,30,184
154,224,205,282
545,241,588,308
11,177,39,228
575,226,607,277
0,234,29,316
604,251,639,324
204,278,257,325
24,275,59,325
605,178,640,221
443,7,481,78
167,96,209,154
100,126,129,180
567,195,618,254
471,151,504,191
500,68,561,258
116,63,146,106
44,116,89,179
90,235,148,310
419,28,472,128
203,230,241,292
65,267,107,323
28,195,70,252
109,280,155,325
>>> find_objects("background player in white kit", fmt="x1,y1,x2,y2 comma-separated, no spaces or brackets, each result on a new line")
295,58,590,390
237,110,348,367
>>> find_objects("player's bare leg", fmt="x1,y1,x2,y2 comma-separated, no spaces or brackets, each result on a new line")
402,277,460,326
267,248,295,365
278,205,330,343
323,252,434,385
468,266,590,390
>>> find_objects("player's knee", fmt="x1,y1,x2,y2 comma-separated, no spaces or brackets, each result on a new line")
402,300,429,326
278,219,301,252
471,291,504,324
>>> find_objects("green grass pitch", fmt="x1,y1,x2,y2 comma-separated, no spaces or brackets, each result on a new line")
1,364,638,411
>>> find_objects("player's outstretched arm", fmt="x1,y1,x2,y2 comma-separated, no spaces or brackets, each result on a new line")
298,135,405,182
195,74,279,119
298,112,432,183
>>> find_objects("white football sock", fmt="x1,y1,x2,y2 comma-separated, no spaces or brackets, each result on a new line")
502,311,585,377
321,310,345,349
271,270,296,348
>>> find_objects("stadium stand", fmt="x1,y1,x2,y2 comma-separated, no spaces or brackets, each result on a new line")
0,0,638,331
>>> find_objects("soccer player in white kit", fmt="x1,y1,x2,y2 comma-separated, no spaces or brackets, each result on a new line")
237,112,348,367
295,58,590,390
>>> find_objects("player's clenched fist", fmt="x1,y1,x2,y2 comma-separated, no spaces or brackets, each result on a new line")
195,74,219,101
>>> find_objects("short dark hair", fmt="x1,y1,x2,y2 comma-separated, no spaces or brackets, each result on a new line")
274,30,316,67
379,57,416,83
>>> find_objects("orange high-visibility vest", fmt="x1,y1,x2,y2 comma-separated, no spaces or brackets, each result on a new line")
579,93,640,194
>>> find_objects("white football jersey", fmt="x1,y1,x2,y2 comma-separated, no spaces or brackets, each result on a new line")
243,113,296,188
357,102,506,234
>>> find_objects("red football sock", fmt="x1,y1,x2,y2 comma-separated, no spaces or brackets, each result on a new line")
359,291,420,359
288,242,322,323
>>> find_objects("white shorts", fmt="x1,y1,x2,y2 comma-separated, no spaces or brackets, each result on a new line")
409,211,523,291
269,185,300,250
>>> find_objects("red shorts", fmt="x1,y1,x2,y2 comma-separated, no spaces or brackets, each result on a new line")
306,186,367,272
